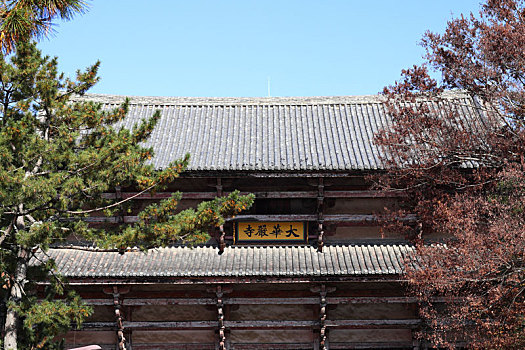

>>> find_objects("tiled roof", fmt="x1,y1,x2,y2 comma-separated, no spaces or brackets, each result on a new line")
36,244,415,279
80,92,485,172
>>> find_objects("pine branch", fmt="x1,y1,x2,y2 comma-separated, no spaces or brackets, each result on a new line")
65,182,158,215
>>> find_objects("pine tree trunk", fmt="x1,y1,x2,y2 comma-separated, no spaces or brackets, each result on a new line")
3,248,29,350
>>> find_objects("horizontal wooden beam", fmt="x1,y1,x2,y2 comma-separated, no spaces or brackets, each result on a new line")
99,343,413,350
82,296,418,306
129,345,215,350
328,342,414,349
85,214,416,224
121,343,413,350
324,319,420,328
100,190,401,200
125,298,215,306
229,214,416,224
82,319,420,330
324,191,403,198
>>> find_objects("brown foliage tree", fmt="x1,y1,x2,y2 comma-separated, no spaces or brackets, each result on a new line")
376,0,525,348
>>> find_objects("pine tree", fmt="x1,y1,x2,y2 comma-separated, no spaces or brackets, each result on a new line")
0,42,254,349
1,0,89,54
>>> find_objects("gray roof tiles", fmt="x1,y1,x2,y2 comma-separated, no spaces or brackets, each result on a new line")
76,92,483,172
36,244,414,279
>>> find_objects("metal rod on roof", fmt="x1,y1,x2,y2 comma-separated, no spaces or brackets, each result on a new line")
267,76,271,97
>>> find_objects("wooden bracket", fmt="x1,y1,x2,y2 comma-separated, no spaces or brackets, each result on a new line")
310,285,336,294
206,286,233,294
103,286,130,295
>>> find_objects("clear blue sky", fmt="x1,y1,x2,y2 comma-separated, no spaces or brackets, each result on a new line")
38,0,482,97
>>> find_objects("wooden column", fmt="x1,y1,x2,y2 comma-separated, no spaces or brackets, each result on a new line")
210,285,232,349
216,178,223,197
103,286,129,350
217,286,225,350
311,285,335,350
218,224,226,255
317,177,325,252
319,285,328,349
216,178,226,255
115,186,123,224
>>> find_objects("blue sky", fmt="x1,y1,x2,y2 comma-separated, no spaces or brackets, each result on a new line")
38,0,482,97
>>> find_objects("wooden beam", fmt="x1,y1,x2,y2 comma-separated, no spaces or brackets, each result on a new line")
85,213,417,224
126,298,215,305
324,190,404,198
328,296,417,304
127,343,412,350
82,296,419,306
81,319,420,330
83,214,367,224
229,214,389,224
100,190,401,200
328,342,414,349
325,319,420,328
129,345,215,350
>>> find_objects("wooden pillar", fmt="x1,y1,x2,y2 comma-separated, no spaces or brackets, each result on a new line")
210,285,232,349
216,177,223,197
317,177,325,252
217,286,225,350
125,303,133,348
218,224,226,255
115,186,123,224
319,285,328,349
216,178,226,254
103,286,129,350
311,284,335,350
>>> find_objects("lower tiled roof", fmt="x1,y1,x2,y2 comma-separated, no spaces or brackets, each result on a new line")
36,244,414,278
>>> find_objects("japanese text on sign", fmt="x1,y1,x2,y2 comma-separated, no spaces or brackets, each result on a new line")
235,222,307,242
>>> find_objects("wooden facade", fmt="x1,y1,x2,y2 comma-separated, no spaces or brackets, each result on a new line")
42,94,482,349
54,174,422,350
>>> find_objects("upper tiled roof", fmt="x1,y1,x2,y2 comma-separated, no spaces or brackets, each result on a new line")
35,244,415,279
80,92,485,172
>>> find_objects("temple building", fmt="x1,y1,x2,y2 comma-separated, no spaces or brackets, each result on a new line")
40,93,482,349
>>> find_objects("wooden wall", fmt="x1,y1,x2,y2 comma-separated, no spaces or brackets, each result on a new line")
64,281,419,349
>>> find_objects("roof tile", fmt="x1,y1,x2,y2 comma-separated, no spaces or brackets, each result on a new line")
76,93,483,172
33,244,414,279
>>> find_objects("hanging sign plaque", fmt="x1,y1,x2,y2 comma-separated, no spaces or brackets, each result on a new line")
235,221,307,243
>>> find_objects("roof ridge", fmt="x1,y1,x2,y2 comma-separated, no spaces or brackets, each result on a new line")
75,94,388,106
73,90,470,106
